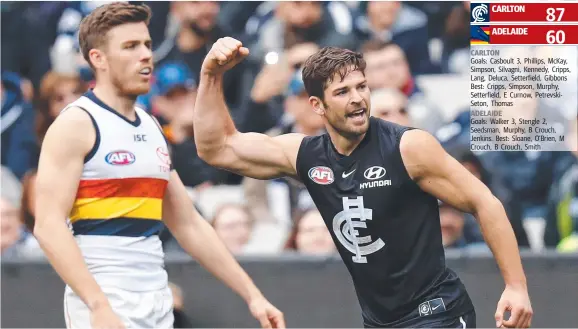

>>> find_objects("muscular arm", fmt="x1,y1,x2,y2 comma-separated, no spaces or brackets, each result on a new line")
194,70,303,180
400,129,527,288
162,171,266,303
33,108,110,311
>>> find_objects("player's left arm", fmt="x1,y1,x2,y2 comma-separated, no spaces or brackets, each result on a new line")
161,171,285,329
399,129,533,328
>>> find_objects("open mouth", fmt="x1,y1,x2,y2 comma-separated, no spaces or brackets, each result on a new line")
139,67,152,77
347,108,366,119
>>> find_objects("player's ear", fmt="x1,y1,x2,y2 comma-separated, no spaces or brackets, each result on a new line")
89,49,106,70
309,96,325,115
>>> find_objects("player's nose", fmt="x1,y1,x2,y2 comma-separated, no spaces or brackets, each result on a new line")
350,89,363,105
140,45,153,62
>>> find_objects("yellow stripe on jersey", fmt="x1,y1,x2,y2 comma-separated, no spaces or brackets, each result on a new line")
70,197,162,222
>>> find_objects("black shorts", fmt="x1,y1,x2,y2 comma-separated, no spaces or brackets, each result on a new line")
364,310,476,328
416,310,476,328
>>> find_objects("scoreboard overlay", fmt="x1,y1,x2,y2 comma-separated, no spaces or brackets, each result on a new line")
469,2,578,152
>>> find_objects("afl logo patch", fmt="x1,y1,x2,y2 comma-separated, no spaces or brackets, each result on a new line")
105,150,136,165
308,166,334,185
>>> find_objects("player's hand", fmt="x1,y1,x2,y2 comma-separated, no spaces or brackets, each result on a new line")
201,37,249,76
90,304,126,329
495,284,533,328
248,296,286,328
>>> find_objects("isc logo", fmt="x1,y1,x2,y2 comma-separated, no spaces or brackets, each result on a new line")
308,166,334,185
105,150,136,165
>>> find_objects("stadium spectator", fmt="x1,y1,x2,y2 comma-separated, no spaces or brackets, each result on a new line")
361,40,444,133
353,1,434,74
439,201,487,251
1,167,41,258
284,208,336,256
154,1,246,112
150,61,223,188
369,88,411,126
243,1,357,65
211,204,253,255
1,71,38,179
439,1,470,74
243,42,319,133
36,71,88,144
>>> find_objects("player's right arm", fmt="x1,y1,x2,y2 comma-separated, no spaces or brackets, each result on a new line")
194,37,304,180
34,108,124,328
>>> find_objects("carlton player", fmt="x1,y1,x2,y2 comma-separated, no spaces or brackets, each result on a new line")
193,37,533,328
33,4,284,329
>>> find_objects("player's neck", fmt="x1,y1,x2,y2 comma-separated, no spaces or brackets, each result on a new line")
329,130,366,156
92,85,137,121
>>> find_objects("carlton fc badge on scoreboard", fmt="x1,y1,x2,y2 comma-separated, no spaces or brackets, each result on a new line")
471,3,490,23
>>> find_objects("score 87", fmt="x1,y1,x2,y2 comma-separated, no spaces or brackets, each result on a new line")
546,7,565,21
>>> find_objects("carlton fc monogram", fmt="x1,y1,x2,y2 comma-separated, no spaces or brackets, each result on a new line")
333,196,385,263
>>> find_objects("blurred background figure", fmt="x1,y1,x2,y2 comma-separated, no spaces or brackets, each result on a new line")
438,200,486,251
211,204,253,255
1,71,37,179
370,88,411,126
361,40,444,133
353,1,433,74
285,208,336,256
155,1,246,114
1,167,42,259
36,71,88,144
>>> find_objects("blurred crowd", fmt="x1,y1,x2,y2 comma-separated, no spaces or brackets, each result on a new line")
2,0,578,265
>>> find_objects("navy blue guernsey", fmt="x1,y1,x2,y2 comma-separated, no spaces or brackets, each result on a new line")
296,117,475,327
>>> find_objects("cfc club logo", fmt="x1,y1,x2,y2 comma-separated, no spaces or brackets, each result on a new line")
308,166,334,185
471,3,489,23
105,150,136,165
363,166,386,180
332,196,385,263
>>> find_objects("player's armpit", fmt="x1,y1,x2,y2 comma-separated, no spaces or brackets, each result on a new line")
399,129,495,214
198,132,305,180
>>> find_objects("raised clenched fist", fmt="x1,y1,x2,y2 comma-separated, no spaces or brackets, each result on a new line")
201,37,250,76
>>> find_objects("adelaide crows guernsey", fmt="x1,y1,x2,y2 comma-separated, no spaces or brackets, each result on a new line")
62,90,171,292
296,117,474,327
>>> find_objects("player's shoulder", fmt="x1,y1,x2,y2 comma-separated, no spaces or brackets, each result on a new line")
371,117,418,148
44,106,97,149
294,132,326,155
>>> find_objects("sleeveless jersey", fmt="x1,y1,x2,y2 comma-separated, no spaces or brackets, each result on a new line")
63,90,171,292
296,117,474,327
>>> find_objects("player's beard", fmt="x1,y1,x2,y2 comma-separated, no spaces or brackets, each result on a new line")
327,110,369,140
111,71,149,99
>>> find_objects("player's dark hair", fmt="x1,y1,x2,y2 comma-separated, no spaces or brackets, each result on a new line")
302,47,366,102
78,2,152,69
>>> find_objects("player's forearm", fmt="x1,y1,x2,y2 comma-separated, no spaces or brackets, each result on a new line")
193,72,238,157
475,196,527,288
170,219,263,303
34,219,110,310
